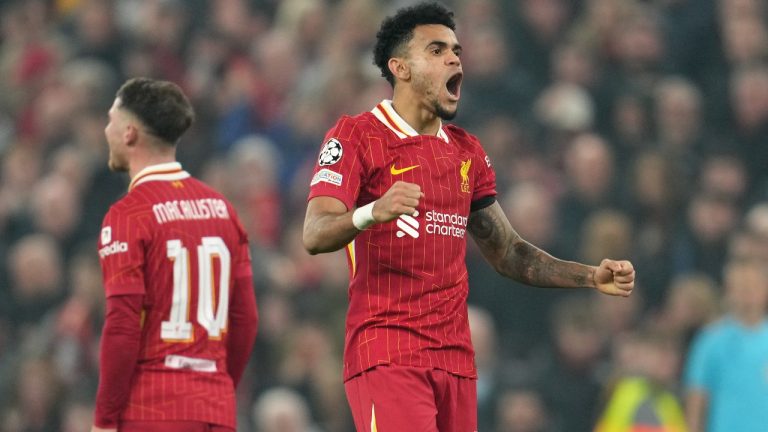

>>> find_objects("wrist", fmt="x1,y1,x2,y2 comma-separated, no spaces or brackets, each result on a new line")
589,266,598,289
352,201,377,230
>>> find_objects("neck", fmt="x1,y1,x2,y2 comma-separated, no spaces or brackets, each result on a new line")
129,151,177,180
738,311,765,328
391,88,442,136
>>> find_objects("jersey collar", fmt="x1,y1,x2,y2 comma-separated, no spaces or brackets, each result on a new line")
129,162,190,191
371,100,449,143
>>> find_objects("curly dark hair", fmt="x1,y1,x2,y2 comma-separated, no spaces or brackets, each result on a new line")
116,77,195,145
373,2,456,87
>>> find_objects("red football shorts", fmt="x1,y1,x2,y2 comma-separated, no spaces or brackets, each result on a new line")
344,365,477,432
119,420,235,432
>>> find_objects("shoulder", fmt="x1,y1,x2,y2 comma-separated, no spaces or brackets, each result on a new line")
694,317,736,345
327,112,386,142
445,124,483,151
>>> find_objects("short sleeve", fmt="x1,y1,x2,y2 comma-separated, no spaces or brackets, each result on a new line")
98,205,148,297
684,328,717,393
471,138,497,203
231,209,253,281
307,116,365,210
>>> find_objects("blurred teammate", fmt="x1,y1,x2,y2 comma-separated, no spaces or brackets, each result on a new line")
302,2,635,431
92,78,258,432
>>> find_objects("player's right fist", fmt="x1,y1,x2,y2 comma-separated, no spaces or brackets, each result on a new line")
373,181,424,223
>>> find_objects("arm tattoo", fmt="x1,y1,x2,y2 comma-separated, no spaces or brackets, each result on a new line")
468,203,593,288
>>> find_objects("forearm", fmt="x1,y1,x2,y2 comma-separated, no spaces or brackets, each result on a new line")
226,276,258,387
468,202,595,289
303,209,359,254
94,295,143,428
497,238,595,288
686,391,708,432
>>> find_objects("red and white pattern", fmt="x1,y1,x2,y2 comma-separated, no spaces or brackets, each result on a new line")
308,101,497,380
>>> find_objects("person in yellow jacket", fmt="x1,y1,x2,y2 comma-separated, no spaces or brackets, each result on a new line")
595,328,688,432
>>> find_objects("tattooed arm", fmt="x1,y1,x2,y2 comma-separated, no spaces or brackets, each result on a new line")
467,201,634,296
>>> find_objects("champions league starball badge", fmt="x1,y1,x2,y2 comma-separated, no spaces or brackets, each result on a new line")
318,138,343,166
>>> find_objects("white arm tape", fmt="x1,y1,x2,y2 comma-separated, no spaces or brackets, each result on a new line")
352,201,376,230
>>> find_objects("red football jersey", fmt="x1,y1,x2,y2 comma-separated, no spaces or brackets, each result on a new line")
98,162,252,427
308,100,497,380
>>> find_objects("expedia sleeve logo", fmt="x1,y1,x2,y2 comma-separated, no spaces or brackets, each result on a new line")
99,226,128,258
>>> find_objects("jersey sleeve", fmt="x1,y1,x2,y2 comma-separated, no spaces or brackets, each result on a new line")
98,204,149,297
471,138,497,203
684,328,717,393
307,116,366,210
230,208,253,281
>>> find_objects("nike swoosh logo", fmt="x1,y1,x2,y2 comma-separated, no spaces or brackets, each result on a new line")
390,164,419,175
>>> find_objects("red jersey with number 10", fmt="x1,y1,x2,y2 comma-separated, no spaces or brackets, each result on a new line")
308,100,497,380
98,162,252,428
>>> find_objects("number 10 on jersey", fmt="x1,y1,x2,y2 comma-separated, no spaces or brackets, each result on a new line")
161,237,231,342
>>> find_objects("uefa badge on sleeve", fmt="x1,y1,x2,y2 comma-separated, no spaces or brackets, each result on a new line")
318,138,343,166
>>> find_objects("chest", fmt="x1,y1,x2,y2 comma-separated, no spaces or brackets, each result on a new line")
362,136,476,209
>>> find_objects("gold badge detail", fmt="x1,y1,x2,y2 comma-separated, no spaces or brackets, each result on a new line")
460,159,471,193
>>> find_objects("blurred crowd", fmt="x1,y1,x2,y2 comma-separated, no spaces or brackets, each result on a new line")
0,0,767,431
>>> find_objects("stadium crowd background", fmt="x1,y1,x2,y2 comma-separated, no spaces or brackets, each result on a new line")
0,0,767,430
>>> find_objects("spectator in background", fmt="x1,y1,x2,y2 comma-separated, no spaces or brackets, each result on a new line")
533,295,606,432
685,257,768,432
495,387,552,432
595,327,687,432
558,133,617,260
252,387,320,432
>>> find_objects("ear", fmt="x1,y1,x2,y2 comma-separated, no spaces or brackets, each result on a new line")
388,57,410,82
123,124,139,147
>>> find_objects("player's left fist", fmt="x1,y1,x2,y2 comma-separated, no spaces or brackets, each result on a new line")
593,259,635,297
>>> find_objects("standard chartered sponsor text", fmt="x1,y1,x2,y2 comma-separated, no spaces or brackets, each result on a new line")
153,198,230,224
425,209,467,238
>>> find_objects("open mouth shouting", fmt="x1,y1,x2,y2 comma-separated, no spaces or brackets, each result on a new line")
446,72,463,101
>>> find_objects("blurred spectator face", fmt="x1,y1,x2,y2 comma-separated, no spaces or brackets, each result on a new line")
688,193,738,244
595,285,641,337
61,402,94,432
730,66,768,132
612,93,649,143
253,387,312,432
503,182,557,247
8,234,62,300
553,297,603,369
655,77,702,148
255,31,301,98
552,44,596,88
564,134,614,201
579,209,633,264
535,83,595,131
724,259,768,320
522,0,569,42
1,145,41,192
463,26,508,77
699,154,747,200
31,175,82,240
76,0,116,48
496,389,549,432
662,274,720,331
722,16,768,64
615,12,663,69
632,151,672,210
622,330,681,386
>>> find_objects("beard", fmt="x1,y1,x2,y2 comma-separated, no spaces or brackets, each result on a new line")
108,153,128,172
434,100,457,121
